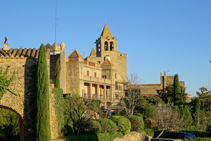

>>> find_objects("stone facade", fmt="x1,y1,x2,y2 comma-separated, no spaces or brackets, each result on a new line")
139,71,186,96
0,45,60,140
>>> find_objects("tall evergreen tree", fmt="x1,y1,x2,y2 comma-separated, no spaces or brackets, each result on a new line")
54,58,60,88
173,74,181,105
36,44,51,140
195,98,200,113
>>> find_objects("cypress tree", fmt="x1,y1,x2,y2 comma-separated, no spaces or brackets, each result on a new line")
54,58,60,88
36,44,51,140
173,74,181,105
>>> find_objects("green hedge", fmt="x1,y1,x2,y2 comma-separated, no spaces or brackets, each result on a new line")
127,115,144,132
66,132,123,141
144,128,154,137
81,119,102,134
110,116,131,135
98,118,117,133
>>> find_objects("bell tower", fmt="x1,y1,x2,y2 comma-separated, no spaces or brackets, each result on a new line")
95,24,117,57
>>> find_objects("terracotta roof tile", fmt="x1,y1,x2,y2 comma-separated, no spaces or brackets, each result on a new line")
0,48,39,59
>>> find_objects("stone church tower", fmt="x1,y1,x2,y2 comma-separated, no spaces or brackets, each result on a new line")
87,24,127,83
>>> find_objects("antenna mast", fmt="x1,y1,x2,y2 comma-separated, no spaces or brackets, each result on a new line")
53,4,59,43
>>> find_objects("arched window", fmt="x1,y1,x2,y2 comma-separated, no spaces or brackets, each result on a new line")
105,41,108,51
110,42,114,51
98,43,101,52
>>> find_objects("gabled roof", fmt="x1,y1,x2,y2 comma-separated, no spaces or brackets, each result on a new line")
68,49,83,58
0,48,39,58
102,59,115,66
100,24,113,39
90,48,96,57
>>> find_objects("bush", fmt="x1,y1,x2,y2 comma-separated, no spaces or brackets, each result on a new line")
110,116,131,135
144,128,154,137
81,119,101,134
144,118,157,128
134,113,143,119
98,118,117,133
127,115,144,132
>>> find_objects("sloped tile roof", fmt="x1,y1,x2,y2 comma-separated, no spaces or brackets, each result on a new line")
90,48,96,56
101,24,113,39
68,49,83,58
0,48,39,59
102,59,115,66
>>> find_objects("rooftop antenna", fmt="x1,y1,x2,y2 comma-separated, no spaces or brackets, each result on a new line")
53,4,59,43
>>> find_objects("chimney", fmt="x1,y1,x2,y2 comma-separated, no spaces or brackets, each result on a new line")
3,44,9,51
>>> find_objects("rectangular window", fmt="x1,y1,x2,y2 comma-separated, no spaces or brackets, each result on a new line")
102,75,106,78
87,71,89,76
94,72,96,77
115,73,117,79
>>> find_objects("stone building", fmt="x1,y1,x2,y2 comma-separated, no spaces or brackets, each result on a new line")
0,43,63,140
49,24,127,106
139,71,185,96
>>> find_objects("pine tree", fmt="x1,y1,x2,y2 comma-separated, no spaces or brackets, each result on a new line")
36,44,51,140
173,74,181,105
54,58,60,88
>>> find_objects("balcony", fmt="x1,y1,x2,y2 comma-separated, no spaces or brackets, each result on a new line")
82,93,112,101
83,75,112,84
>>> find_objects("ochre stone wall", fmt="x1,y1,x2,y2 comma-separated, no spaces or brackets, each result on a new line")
49,84,60,139
139,84,161,95
0,57,37,141
66,61,80,93
113,131,151,141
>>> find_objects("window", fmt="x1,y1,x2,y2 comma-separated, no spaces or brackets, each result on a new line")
105,41,108,51
110,42,114,51
102,75,106,78
98,61,100,64
120,54,122,56
94,72,96,77
87,71,89,76
115,73,117,79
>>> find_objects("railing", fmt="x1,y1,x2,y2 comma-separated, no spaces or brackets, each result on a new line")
83,75,112,84
82,93,114,101
83,93,91,99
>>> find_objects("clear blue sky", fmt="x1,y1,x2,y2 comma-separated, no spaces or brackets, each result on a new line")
1,0,211,96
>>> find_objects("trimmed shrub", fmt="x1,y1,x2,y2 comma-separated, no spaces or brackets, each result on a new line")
81,119,102,134
98,118,117,133
110,116,131,135
145,128,154,137
144,118,157,128
134,113,143,119
127,115,144,132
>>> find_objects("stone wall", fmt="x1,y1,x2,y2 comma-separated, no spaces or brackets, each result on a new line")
49,84,60,139
113,131,151,141
0,57,37,141
66,61,80,93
